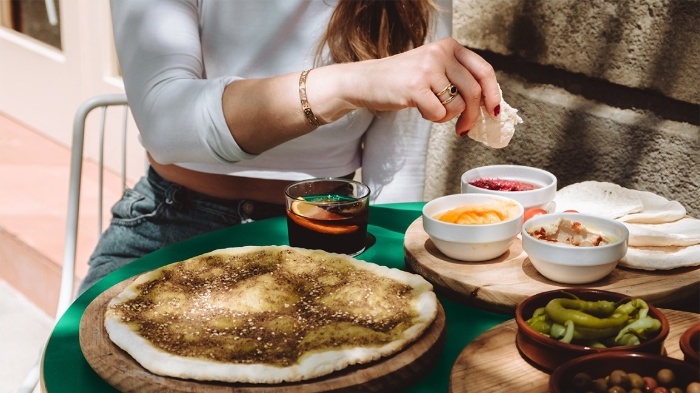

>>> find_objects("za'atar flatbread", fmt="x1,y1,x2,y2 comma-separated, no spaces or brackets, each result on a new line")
104,246,438,384
468,85,523,148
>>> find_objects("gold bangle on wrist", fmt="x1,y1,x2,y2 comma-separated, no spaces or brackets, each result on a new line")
299,69,323,128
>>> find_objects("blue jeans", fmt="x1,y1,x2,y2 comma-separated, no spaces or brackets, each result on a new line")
78,167,286,294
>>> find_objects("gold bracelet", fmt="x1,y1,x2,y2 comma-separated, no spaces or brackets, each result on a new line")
299,69,323,128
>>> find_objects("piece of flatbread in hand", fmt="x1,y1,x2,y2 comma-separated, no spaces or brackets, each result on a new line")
554,181,644,219
624,217,700,247
617,189,687,224
468,85,523,148
620,244,700,270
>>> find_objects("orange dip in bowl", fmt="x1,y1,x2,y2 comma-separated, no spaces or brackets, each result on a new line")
435,201,520,225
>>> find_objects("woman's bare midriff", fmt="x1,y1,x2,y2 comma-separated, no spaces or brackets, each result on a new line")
149,156,354,205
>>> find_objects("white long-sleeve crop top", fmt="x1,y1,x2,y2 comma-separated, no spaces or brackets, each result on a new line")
110,0,452,203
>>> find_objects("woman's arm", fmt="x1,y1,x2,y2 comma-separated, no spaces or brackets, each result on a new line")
111,0,256,164
225,38,500,154
112,0,500,163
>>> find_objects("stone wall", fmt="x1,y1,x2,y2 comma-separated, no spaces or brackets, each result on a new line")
424,0,700,216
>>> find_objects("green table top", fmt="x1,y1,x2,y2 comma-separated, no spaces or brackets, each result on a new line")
42,202,511,392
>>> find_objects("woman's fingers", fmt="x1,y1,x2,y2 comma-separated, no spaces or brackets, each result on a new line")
452,42,501,115
441,57,482,132
414,85,448,122
436,39,501,135
430,81,463,119
453,80,482,134
345,37,500,132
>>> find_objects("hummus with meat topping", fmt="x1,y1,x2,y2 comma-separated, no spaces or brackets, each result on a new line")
104,246,437,384
527,217,615,247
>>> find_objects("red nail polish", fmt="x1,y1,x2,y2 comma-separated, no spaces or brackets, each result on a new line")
494,105,501,117
459,129,469,137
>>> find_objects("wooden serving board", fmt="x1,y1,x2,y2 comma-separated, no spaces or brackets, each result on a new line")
79,278,446,393
404,217,700,314
449,309,700,393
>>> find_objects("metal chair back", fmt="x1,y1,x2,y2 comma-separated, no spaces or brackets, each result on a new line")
18,94,131,393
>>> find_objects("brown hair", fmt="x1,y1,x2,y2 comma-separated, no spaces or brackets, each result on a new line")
317,0,438,64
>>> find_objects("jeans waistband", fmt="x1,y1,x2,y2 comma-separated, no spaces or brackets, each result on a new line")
146,166,286,221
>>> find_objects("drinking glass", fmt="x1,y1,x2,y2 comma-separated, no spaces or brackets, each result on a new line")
284,178,370,256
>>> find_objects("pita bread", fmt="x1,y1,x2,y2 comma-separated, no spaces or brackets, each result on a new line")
624,217,700,247
554,181,644,219
468,85,523,148
553,181,700,270
620,244,700,270
104,246,437,384
617,189,687,223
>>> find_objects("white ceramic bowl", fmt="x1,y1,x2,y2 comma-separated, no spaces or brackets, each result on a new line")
461,165,557,211
422,194,524,261
521,213,629,284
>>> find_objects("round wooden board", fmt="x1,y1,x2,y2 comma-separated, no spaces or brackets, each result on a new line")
449,309,700,392
404,217,700,314
79,278,446,393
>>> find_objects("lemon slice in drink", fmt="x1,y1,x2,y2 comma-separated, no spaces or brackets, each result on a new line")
289,200,359,234
291,200,343,220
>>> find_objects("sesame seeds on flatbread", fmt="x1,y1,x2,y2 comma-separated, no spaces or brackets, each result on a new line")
104,246,438,384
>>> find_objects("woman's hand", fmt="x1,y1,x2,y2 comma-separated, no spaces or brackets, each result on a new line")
309,37,502,136
224,38,501,154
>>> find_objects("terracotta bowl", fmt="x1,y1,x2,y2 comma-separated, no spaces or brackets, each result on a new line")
514,288,670,372
680,323,700,366
549,352,700,393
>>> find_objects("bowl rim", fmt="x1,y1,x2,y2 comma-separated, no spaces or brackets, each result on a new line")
461,164,557,195
549,351,699,393
515,288,669,352
422,193,525,229
679,323,700,363
521,212,630,251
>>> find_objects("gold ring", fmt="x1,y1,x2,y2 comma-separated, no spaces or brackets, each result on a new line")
436,83,458,98
440,94,458,105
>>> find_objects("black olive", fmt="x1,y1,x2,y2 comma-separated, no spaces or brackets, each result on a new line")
572,372,593,392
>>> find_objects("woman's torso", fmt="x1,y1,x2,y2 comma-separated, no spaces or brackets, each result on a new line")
152,0,370,202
